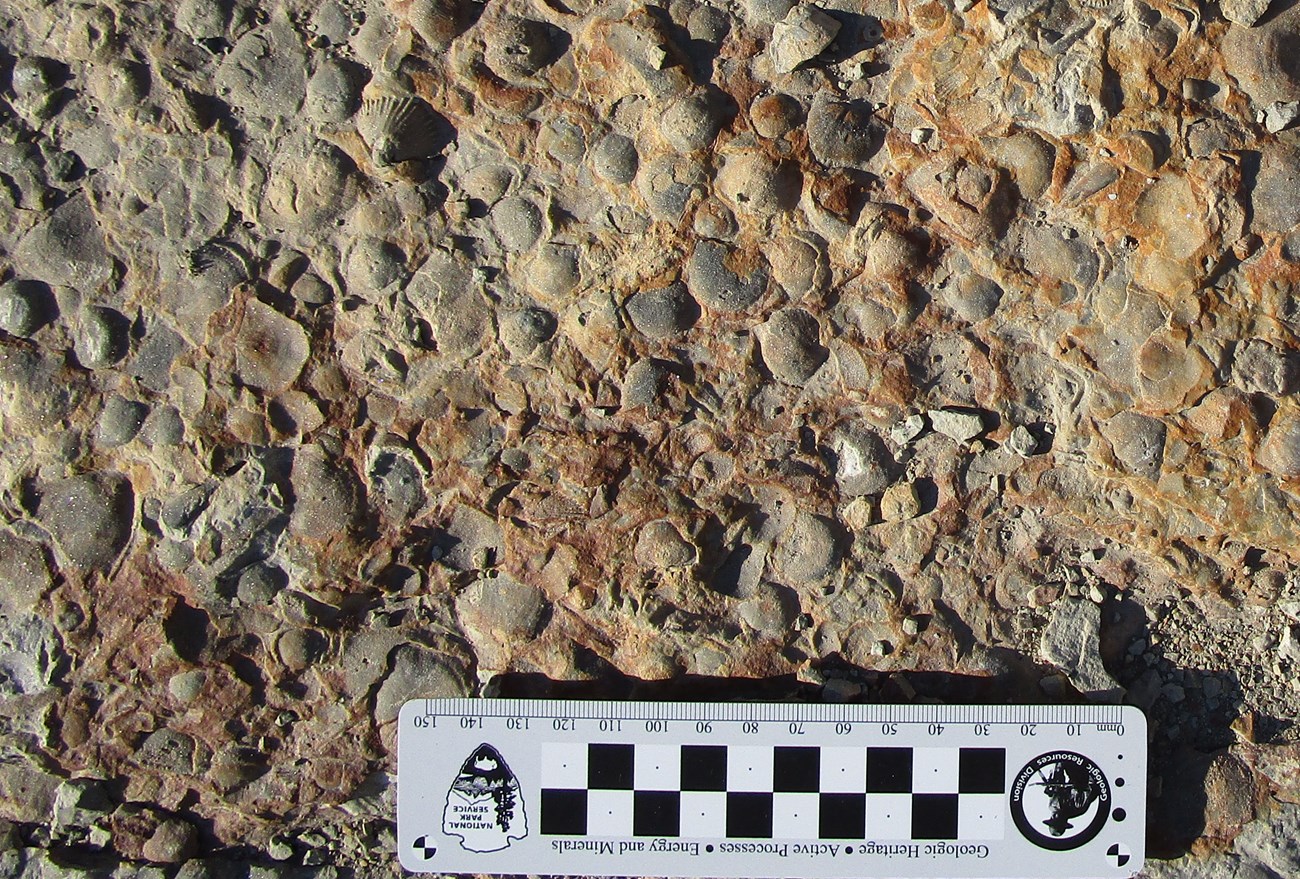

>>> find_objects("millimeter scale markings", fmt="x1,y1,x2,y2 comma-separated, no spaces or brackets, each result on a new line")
398,699,1145,878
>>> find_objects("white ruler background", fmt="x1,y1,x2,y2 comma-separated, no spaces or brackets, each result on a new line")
397,700,1146,878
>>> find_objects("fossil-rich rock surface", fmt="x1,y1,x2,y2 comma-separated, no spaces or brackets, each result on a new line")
4,0,1300,873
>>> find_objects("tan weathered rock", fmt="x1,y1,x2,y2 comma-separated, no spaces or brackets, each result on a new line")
9,0,1300,868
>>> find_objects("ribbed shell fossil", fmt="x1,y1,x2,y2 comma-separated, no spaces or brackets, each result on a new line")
357,95,449,166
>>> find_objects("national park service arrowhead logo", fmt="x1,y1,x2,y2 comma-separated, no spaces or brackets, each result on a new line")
442,743,528,852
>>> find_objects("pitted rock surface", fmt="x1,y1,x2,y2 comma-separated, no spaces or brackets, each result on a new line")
5,0,1300,873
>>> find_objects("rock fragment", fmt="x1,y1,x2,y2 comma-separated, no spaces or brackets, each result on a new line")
1221,0,1273,28
1232,340,1299,396
142,819,199,863
635,520,697,569
929,408,987,442
0,532,50,615
1039,598,1121,699
233,300,310,393
1263,101,1300,133
771,511,840,582
1222,6,1300,106
1257,409,1300,478
289,445,361,540
37,472,134,571
1008,425,1039,457
770,5,841,74
890,414,926,446
829,426,894,496
374,643,471,724
455,575,548,641
1101,412,1167,480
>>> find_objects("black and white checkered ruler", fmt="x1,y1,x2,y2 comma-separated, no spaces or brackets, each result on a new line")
398,700,1145,878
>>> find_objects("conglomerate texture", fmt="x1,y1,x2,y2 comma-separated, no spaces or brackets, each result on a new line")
4,0,1300,874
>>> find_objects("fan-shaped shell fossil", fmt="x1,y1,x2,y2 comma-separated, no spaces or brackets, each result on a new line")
357,95,449,166
389,0,467,51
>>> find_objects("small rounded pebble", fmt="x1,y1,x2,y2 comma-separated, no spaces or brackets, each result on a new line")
625,283,699,339
768,237,824,297
168,670,206,703
660,93,724,153
716,152,802,215
528,244,581,300
75,305,131,369
865,228,924,280
0,279,56,337
806,95,881,167
85,60,148,111
942,273,1003,321
622,359,668,408
234,299,310,392
693,199,739,239
370,449,426,523
634,520,697,569
638,154,708,223
345,237,407,296
756,307,827,385
277,628,327,672
751,93,805,139
491,197,544,252
484,16,559,82
237,562,288,604
591,133,639,184
772,511,841,583
305,57,365,122
499,306,557,357
95,396,148,447
290,272,334,306
687,240,769,312
880,481,921,521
